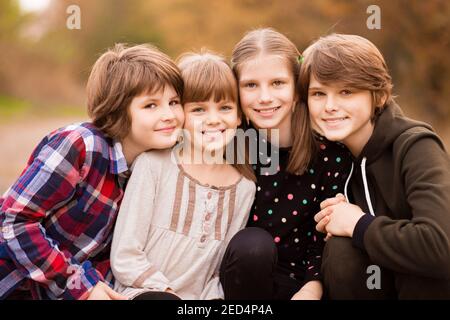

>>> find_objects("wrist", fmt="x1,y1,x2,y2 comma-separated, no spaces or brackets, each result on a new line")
349,212,365,237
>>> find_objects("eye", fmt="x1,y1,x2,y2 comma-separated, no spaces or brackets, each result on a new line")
221,105,234,111
341,89,352,96
169,99,181,106
144,103,157,109
273,80,284,87
310,91,325,97
191,107,205,113
243,82,257,89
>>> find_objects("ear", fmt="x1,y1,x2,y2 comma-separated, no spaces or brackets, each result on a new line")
293,91,300,106
380,93,388,106
237,116,242,126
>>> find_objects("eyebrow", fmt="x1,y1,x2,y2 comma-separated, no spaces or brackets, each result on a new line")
141,94,180,103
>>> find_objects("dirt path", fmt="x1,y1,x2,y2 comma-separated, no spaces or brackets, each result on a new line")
0,116,87,194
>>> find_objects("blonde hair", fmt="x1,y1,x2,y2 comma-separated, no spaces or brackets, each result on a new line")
176,50,255,181
231,28,316,175
87,43,183,140
299,34,393,120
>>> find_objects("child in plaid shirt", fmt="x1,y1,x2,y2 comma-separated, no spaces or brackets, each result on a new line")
0,43,184,300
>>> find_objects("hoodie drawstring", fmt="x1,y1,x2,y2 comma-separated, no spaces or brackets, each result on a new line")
343,158,375,217
344,162,354,203
361,157,375,216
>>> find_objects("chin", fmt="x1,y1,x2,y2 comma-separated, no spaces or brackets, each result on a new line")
204,143,226,152
253,119,283,130
321,131,347,142
154,138,178,149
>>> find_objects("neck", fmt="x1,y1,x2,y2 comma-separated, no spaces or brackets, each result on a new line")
121,138,143,166
179,145,226,169
266,127,292,148
345,122,375,158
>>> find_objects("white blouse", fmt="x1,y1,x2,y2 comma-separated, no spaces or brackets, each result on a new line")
111,149,256,299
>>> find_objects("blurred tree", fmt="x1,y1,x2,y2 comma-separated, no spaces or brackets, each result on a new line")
1,0,448,137
0,0,22,41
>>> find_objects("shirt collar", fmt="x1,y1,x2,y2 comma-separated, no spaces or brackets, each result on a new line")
109,140,129,175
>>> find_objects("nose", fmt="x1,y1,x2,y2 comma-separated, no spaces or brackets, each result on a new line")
258,85,273,104
206,110,220,125
161,104,176,121
325,95,338,112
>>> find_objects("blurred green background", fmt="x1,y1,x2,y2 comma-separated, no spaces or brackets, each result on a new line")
1,0,449,193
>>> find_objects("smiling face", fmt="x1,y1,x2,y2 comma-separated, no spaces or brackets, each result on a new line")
122,85,184,162
307,75,374,156
183,99,241,153
238,55,296,141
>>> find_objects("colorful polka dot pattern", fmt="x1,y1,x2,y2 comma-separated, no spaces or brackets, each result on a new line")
249,137,351,281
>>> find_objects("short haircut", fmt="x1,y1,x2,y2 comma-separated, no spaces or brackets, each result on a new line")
176,50,238,105
87,43,183,140
176,50,256,181
299,34,393,120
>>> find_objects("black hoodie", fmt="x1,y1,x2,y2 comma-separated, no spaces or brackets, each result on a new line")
349,101,450,280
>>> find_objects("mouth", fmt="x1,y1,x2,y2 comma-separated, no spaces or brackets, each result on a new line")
200,129,227,143
253,106,281,116
201,129,226,136
155,126,176,133
322,117,349,125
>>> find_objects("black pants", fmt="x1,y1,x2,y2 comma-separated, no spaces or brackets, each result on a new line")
132,291,181,300
219,227,302,300
321,236,450,299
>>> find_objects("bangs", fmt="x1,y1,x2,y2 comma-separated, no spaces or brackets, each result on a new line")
134,64,184,98
180,56,238,104
309,45,387,91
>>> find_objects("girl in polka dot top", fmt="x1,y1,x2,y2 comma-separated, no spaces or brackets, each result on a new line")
218,28,352,300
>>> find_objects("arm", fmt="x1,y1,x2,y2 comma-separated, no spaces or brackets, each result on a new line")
110,153,172,292
356,137,450,279
0,132,104,299
316,136,450,279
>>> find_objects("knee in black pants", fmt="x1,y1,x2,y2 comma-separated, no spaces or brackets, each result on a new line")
132,291,181,300
395,273,450,299
321,236,395,299
220,227,277,299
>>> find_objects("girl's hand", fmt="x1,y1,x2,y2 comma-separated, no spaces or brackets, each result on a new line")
291,281,322,300
315,194,347,233
87,281,128,300
315,202,365,238
165,288,181,299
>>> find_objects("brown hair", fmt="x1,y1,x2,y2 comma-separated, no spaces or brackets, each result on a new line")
176,50,255,181
87,43,183,140
299,34,393,120
231,28,316,175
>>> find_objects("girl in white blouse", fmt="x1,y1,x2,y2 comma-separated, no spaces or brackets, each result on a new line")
110,50,256,300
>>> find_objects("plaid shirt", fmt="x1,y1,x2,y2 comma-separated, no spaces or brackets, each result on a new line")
0,122,130,300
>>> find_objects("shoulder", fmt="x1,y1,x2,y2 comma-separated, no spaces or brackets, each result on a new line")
315,135,349,156
394,128,449,170
132,148,174,173
237,174,257,195
311,135,352,170
45,122,111,154
30,122,107,168
394,126,446,154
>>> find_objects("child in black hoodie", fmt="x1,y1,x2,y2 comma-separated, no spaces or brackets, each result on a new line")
299,34,450,299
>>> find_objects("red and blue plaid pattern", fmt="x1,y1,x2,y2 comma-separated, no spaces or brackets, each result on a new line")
0,122,129,300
